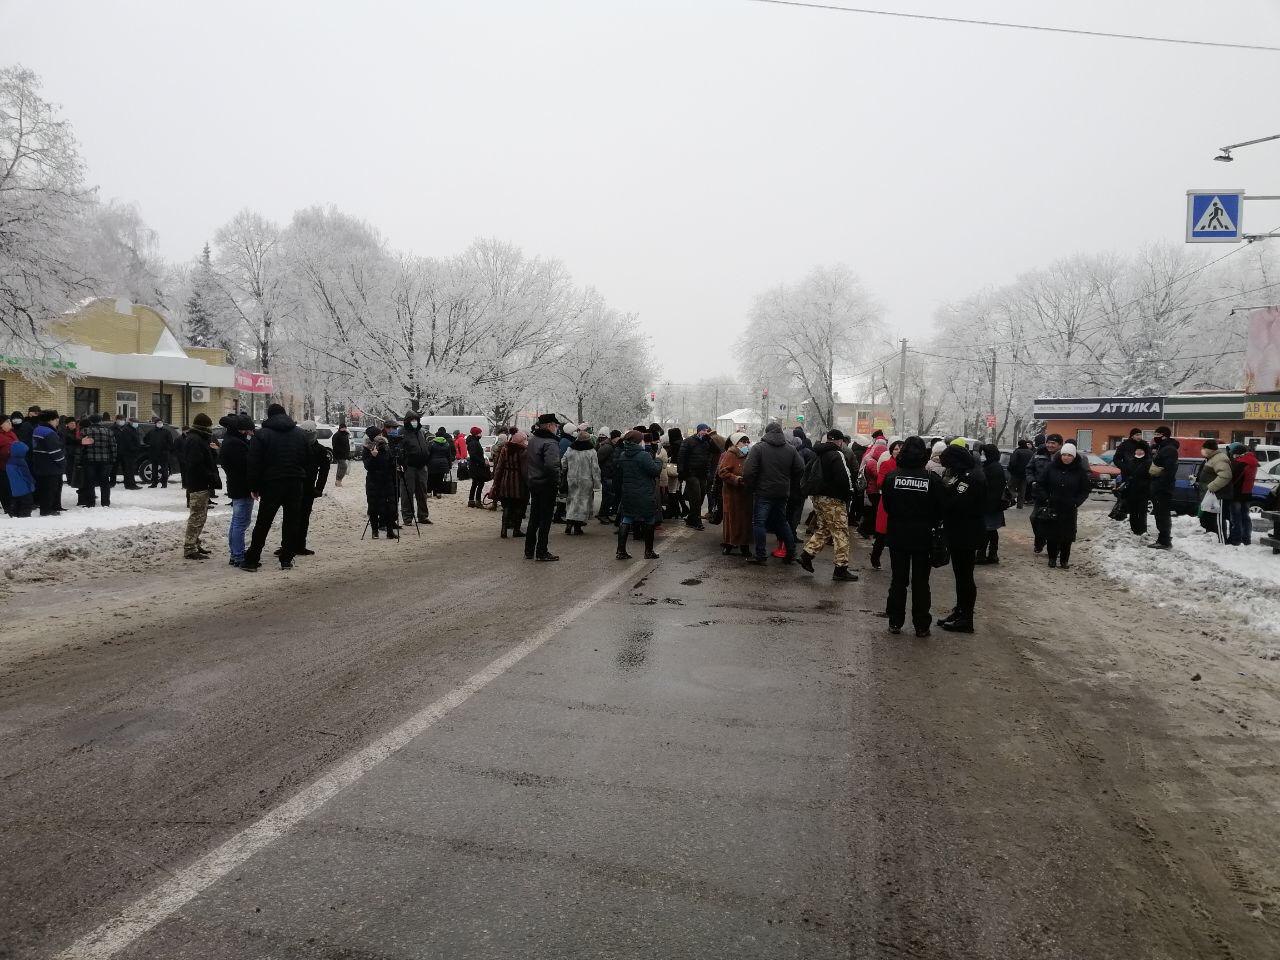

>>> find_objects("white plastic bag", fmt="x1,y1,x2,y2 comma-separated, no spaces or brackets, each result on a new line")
1200,491,1220,514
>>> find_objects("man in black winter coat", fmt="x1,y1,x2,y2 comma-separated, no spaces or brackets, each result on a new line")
398,415,433,523
677,425,718,530
881,436,945,636
242,403,310,571
114,415,142,488
936,442,986,633
743,422,803,564
1146,426,1180,549
144,418,174,488
180,413,221,559
596,433,618,522
524,414,563,560
1008,439,1033,508
798,429,857,580
290,420,331,556
219,414,255,566
1111,428,1142,479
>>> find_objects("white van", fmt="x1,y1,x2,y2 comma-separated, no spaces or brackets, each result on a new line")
1252,444,1280,463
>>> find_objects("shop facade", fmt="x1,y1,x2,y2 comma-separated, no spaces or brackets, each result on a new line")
1031,393,1277,452
0,298,269,426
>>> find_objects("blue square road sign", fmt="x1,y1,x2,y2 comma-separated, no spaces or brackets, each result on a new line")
1186,190,1244,243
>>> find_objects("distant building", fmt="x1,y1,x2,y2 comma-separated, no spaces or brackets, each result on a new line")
0,297,270,425
1032,392,1280,451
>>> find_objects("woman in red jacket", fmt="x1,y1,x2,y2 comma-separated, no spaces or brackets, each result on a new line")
871,440,903,569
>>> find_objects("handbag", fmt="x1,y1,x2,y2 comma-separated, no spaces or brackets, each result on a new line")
929,527,950,568
999,483,1016,511
1031,503,1058,523
456,461,471,481
1107,500,1128,522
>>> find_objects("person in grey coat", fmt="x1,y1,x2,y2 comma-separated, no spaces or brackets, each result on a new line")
742,422,804,564
560,431,602,535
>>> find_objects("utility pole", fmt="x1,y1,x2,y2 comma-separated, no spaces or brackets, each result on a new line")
895,338,908,435
713,385,719,426
988,348,998,444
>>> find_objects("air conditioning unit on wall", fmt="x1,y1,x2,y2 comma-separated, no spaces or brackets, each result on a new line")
189,387,209,403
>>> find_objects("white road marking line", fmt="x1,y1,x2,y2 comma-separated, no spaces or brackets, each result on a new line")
56,533,688,960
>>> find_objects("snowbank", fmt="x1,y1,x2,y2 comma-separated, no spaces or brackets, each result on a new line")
0,485,211,556
1085,514,1280,659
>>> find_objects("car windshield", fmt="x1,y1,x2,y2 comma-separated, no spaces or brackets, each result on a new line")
315,428,332,439
1087,455,1107,465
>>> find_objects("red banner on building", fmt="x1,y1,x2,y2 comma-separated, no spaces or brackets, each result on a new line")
235,370,274,394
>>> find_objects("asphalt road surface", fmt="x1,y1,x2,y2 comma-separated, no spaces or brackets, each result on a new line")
1,493,1278,959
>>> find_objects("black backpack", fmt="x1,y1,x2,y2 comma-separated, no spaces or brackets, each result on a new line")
802,452,827,498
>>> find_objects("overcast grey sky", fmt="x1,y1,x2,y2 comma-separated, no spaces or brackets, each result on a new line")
4,0,1280,383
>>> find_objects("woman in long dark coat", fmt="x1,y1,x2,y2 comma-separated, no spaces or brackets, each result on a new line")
1120,439,1151,536
716,433,752,556
1035,443,1092,569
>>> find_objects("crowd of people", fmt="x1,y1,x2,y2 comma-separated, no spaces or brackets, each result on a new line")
0,404,187,517
6,399,1267,627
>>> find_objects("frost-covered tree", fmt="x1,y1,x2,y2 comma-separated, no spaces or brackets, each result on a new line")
211,210,290,387
0,65,93,367
736,264,883,434
77,199,170,308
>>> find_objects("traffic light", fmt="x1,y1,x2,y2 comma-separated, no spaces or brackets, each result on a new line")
649,392,655,402
762,388,769,399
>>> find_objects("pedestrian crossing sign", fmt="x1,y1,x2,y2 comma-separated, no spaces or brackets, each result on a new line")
1186,190,1244,242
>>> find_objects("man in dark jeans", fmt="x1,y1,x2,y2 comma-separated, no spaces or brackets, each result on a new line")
677,424,718,530
1146,425,1179,550
242,403,310,572
524,413,562,561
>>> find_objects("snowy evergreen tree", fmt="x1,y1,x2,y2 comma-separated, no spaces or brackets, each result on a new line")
185,243,220,347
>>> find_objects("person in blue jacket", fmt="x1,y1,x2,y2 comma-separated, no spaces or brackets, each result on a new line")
29,410,66,515
6,438,36,517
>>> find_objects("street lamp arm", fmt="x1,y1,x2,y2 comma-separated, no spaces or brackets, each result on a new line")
1216,133,1280,160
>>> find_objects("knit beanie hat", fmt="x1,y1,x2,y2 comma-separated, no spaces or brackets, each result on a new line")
1061,442,1078,457
931,440,946,456
470,426,483,435
192,413,213,429
949,437,968,448
624,429,645,444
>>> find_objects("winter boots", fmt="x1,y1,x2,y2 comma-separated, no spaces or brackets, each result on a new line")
938,609,974,633
832,565,857,582
797,551,815,573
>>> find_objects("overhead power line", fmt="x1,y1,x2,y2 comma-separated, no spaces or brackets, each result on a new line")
747,0,1280,53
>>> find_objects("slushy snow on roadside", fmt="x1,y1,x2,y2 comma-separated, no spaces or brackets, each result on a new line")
1087,513,1280,659
0,486,215,556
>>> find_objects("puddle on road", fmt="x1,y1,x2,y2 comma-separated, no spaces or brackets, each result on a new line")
616,625,654,672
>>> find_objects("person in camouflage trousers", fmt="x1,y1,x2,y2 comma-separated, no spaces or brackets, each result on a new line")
798,429,858,582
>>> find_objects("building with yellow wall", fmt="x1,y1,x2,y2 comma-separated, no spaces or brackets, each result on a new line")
0,298,247,424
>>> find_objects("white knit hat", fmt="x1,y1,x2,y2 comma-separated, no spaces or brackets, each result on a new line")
931,441,946,456
1061,442,1078,457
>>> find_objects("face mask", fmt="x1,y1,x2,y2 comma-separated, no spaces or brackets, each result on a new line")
409,420,418,429
12,418,21,426
1134,451,1146,459
738,444,750,454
